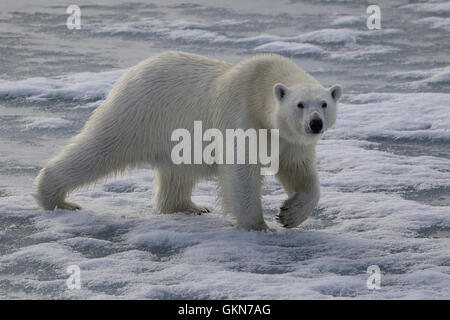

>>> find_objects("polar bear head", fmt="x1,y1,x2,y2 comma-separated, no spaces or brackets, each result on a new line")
273,83,342,145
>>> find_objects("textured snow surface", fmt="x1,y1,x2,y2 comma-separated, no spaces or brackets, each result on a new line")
1,90,449,299
0,71,125,101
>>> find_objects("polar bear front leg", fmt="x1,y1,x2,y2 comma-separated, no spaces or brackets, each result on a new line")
275,162,320,228
218,164,269,231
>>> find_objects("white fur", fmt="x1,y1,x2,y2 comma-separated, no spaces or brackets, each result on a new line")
33,51,342,230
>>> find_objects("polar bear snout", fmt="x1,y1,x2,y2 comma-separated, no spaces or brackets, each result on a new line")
309,118,323,134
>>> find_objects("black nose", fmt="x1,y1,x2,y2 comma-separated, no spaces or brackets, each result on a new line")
309,119,323,134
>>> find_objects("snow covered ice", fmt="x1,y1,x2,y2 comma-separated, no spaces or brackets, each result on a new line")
0,0,449,299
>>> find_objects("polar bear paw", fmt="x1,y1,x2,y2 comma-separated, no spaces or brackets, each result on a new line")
236,220,275,232
185,203,211,215
57,201,82,211
275,191,317,228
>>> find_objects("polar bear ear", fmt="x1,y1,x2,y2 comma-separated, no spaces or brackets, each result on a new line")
274,83,288,102
330,84,343,101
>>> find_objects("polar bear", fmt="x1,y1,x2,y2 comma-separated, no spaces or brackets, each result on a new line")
33,51,342,231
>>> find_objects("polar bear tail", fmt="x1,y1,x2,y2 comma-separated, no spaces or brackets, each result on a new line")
33,124,129,210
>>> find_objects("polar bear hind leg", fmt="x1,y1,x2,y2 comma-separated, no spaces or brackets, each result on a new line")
33,128,131,211
153,169,210,214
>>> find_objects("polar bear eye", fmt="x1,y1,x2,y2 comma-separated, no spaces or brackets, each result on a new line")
322,102,327,108
297,102,304,108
